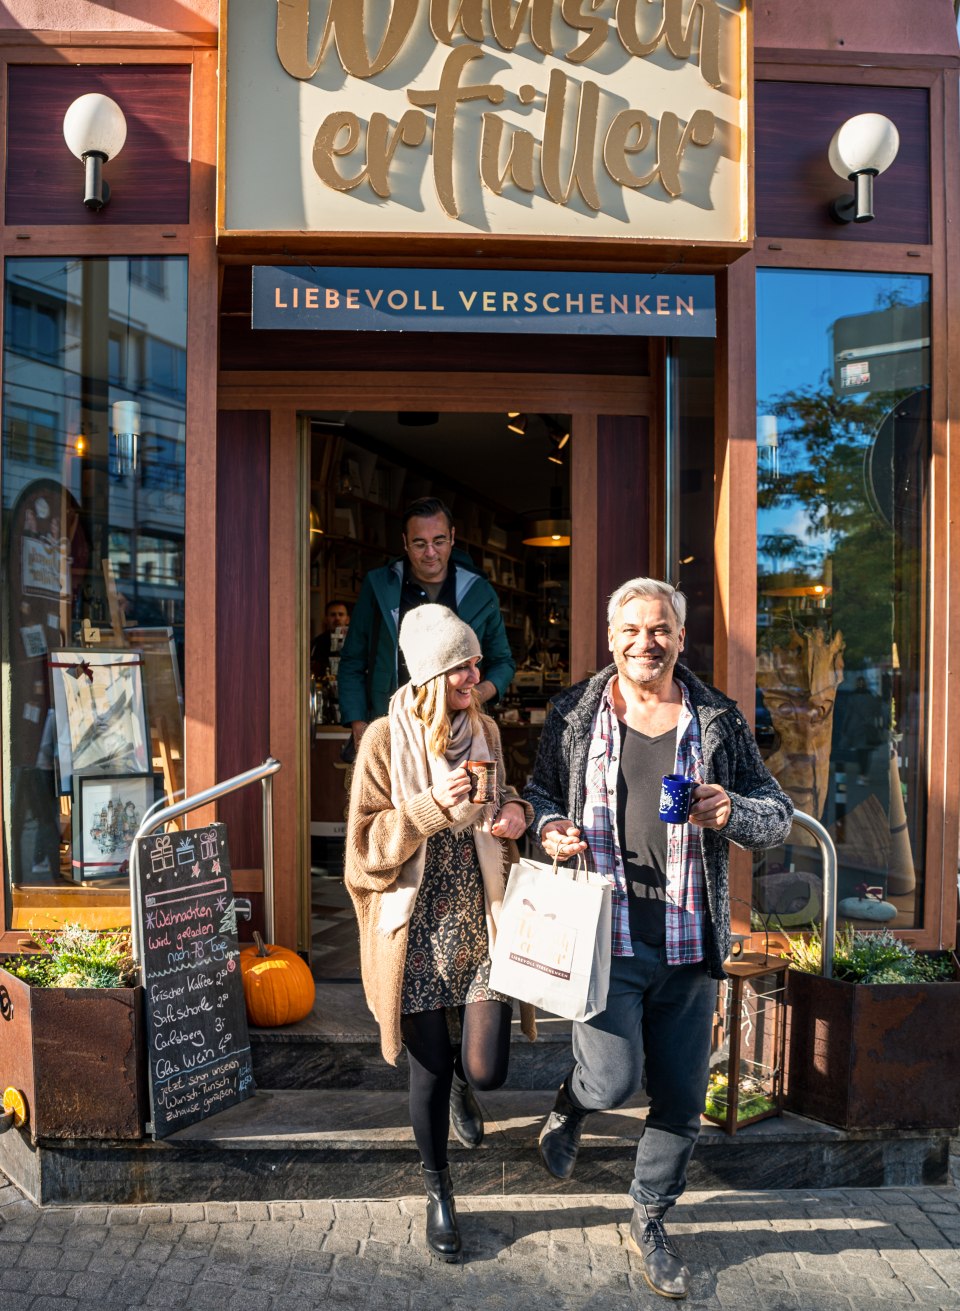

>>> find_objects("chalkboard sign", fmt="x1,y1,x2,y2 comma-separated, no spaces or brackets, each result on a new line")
135,822,255,1139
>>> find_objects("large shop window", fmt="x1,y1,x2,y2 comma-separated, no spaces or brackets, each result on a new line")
1,257,187,930
754,270,929,934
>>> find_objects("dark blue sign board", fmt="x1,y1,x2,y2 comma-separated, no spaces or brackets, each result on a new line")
252,267,715,337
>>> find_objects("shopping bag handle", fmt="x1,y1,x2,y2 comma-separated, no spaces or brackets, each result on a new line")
552,852,590,882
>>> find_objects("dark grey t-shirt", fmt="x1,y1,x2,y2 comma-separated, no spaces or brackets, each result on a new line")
616,720,676,946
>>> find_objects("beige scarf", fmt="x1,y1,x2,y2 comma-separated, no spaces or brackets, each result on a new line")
378,683,505,938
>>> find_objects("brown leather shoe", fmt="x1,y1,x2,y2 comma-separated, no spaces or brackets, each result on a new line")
629,1205,690,1299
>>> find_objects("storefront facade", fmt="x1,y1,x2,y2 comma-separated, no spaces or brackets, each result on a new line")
1,1,958,969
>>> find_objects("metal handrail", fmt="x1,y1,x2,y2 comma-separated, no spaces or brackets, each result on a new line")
788,809,838,979
129,757,282,967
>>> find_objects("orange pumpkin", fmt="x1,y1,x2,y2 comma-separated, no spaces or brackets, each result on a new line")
239,932,315,1027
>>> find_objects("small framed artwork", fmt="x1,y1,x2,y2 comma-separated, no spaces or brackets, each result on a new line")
71,772,159,881
49,648,149,795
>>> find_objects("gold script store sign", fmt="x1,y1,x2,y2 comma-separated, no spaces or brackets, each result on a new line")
220,0,748,244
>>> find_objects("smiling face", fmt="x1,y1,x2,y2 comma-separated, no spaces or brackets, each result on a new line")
445,656,481,714
403,512,455,586
608,595,685,693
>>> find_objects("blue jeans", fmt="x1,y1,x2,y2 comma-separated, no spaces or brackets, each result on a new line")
569,939,717,1211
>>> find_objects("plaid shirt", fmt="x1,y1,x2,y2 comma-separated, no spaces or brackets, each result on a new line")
581,679,707,962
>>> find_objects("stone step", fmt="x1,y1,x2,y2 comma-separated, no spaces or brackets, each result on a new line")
5,1088,952,1206
249,983,576,1091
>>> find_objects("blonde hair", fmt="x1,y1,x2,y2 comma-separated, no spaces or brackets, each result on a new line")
411,673,482,757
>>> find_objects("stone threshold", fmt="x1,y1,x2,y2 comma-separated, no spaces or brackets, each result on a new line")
2,1088,953,1206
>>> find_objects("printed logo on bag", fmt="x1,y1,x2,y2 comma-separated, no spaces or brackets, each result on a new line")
658,783,673,814
509,904,577,980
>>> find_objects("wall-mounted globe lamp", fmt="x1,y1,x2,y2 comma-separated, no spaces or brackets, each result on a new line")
828,113,899,224
63,93,127,211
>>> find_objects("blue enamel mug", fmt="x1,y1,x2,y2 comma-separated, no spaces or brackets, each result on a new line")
659,774,694,824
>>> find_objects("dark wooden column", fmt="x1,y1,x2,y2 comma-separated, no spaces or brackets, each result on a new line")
215,410,271,929
594,414,650,669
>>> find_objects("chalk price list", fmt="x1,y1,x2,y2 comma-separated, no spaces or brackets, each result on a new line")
137,824,255,1138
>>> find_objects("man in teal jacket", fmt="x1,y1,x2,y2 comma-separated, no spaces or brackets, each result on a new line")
338,497,516,751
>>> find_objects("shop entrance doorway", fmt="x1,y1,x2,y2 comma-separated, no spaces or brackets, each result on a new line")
216,357,657,971
307,410,575,979
292,390,659,980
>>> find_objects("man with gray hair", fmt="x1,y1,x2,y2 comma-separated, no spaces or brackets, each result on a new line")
523,577,793,1299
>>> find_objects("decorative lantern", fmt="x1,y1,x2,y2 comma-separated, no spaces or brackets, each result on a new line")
705,951,789,1135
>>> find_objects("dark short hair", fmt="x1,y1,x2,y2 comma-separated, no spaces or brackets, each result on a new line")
325,599,350,613
403,497,454,532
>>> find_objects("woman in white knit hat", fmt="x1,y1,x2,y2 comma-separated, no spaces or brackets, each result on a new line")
345,604,536,1261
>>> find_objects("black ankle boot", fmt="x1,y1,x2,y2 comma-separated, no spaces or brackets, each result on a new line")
538,1076,590,1181
629,1204,690,1299
421,1165,461,1261
450,1075,484,1149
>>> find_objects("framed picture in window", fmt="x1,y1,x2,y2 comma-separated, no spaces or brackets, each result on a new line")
71,772,159,881
49,649,149,795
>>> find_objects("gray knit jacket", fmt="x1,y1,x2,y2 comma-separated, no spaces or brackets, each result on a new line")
523,663,795,979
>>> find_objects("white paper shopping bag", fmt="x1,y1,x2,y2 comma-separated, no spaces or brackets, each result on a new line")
489,856,611,1022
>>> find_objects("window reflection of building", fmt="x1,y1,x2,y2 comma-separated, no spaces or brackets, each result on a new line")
755,271,929,929
1,256,188,905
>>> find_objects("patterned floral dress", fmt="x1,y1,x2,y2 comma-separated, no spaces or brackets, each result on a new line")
401,826,510,1014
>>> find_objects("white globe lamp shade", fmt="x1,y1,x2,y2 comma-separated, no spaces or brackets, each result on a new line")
828,114,899,181
63,93,127,162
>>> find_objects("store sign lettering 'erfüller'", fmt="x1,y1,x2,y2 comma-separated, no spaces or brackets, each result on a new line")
222,1,747,241
280,0,723,219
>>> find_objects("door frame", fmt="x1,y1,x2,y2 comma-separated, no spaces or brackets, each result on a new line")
218,367,658,955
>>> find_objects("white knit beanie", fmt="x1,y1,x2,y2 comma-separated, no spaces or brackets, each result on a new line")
398,604,481,687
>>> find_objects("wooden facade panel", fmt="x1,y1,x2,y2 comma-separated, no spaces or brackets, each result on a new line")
219,320,651,379
755,82,930,245
595,415,649,669
215,410,270,871
5,65,190,226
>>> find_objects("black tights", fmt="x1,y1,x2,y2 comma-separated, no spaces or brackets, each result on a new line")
401,1001,513,1171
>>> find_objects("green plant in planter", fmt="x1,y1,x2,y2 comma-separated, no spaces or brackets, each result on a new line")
5,924,136,989
784,925,954,983
705,1070,775,1122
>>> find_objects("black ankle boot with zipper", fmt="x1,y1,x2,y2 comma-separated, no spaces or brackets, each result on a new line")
421,1165,461,1260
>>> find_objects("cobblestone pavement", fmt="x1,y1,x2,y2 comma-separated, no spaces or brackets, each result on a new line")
1,1172,958,1311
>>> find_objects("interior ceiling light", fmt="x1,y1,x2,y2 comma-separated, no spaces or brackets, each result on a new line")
547,453,563,465
507,412,527,436
523,518,571,547
828,113,900,224
544,415,571,449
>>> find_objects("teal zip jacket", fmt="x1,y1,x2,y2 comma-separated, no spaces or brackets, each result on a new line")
337,551,517,724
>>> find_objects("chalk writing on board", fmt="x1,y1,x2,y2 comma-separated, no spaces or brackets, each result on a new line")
136,822,255,1138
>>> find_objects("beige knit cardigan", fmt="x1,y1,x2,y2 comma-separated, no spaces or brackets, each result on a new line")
344,714,538,1065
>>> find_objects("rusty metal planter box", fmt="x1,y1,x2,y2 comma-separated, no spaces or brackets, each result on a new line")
0,966,146,1141
784,961,960,1130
